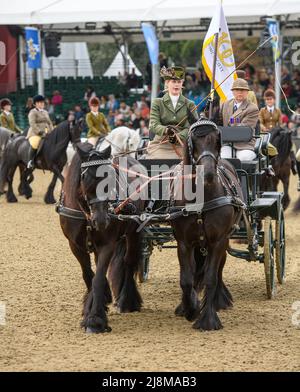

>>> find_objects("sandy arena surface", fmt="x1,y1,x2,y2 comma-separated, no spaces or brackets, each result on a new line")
0,171,299,372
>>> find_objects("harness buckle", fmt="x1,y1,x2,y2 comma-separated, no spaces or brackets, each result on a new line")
182,208,188,217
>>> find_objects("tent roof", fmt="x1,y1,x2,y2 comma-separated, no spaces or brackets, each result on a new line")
2,0,300,24
103,46,142,76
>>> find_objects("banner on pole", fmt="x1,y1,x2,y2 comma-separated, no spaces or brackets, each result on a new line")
202,3,236,102
266,18,280,62
141,23,159,65
25,27,41,69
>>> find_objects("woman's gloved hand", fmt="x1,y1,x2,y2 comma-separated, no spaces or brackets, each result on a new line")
165,125,177,144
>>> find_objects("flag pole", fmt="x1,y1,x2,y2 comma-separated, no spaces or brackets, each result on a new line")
208,30,220,120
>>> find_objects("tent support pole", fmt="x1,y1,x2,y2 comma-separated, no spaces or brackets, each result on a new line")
37,29,44,95
151,63,159,103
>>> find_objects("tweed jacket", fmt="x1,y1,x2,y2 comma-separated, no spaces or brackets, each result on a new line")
220,98,259,150
86,112,110,138
259,107,282,131
0,111,21,133
149,93,198,142
27,108,53,138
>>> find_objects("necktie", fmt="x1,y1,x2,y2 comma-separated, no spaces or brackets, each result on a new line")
269,109,273,114
233,104,237,113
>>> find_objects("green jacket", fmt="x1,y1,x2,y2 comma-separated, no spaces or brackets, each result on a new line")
149,93,198,140
0,111,21,133
86,112,110,138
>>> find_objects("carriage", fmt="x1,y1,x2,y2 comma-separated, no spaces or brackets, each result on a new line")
117,126,286,299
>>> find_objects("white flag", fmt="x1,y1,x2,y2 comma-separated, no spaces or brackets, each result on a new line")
202,3,236,102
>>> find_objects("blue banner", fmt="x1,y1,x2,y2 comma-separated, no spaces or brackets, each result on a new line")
266,18,280,62
141,23,159,65
25,27,41,69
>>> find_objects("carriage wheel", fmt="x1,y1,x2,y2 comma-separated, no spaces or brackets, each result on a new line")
263,216,276,299
138,253,150,283
137,239,152,283
275,209,286,284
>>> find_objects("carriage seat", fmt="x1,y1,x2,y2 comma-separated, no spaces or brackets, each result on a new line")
219,126,264,173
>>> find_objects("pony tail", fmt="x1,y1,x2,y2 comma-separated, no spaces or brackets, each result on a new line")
0,146,10,193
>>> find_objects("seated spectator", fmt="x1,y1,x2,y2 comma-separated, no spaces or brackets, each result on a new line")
107,94,119,111
129,109,136,123
99,96,108,110
282,82,293,98
141,102,150,120
115,114,125,127
132,111,142,129
84,86,96,102
281,112,289,125
74,104,84,122
126,68,138,89
51,90,63,106
291,105,300,134
257,68,270,89
45,98,54,115
138,119,149,137
119,101,130,117
281,66,291,84
25,97,34,116
107,110,116,128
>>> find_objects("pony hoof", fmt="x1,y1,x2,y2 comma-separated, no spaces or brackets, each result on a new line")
175,303,185,317
193,314,223,331
44,198,56,205
86,326,112,334
7,197,18,203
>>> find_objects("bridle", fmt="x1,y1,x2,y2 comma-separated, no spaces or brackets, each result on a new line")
80,155,116,207
187,119,220,166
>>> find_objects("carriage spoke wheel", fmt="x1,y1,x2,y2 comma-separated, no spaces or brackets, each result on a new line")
275,209,286,284
264,216,276,299
137,239,152,283
138,253,150,283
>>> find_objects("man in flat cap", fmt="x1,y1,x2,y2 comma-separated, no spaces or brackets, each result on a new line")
148,66,198,159
220,78,259,161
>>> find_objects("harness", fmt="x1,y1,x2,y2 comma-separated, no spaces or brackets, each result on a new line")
56,121,245,253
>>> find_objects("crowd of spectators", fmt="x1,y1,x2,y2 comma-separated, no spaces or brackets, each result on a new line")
22,63,300,137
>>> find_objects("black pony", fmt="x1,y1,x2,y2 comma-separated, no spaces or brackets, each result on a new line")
170,120,245,330
59,143,146,333
0,119,82,204
262,126,293,210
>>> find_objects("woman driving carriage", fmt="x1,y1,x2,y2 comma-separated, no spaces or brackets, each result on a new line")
27,95,54,169
147,66,198,159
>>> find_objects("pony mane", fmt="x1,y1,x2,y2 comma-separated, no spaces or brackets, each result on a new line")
270,127,292,166
45,120,71,160
63,152,82,208
183,140,191,165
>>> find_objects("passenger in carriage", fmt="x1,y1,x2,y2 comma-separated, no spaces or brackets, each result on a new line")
148,66,198,159
220,78,259,161
259,89,283,132
260,88,297,174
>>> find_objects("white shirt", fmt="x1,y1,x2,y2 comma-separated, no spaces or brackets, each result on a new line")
170,94,180,109
91,111,99,116
4,111,11,116
234,101,242,110
267,105,274,113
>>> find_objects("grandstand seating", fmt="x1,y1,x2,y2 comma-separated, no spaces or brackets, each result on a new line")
1,76,145,129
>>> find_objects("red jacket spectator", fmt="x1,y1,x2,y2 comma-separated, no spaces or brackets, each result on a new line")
51,90,63,106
